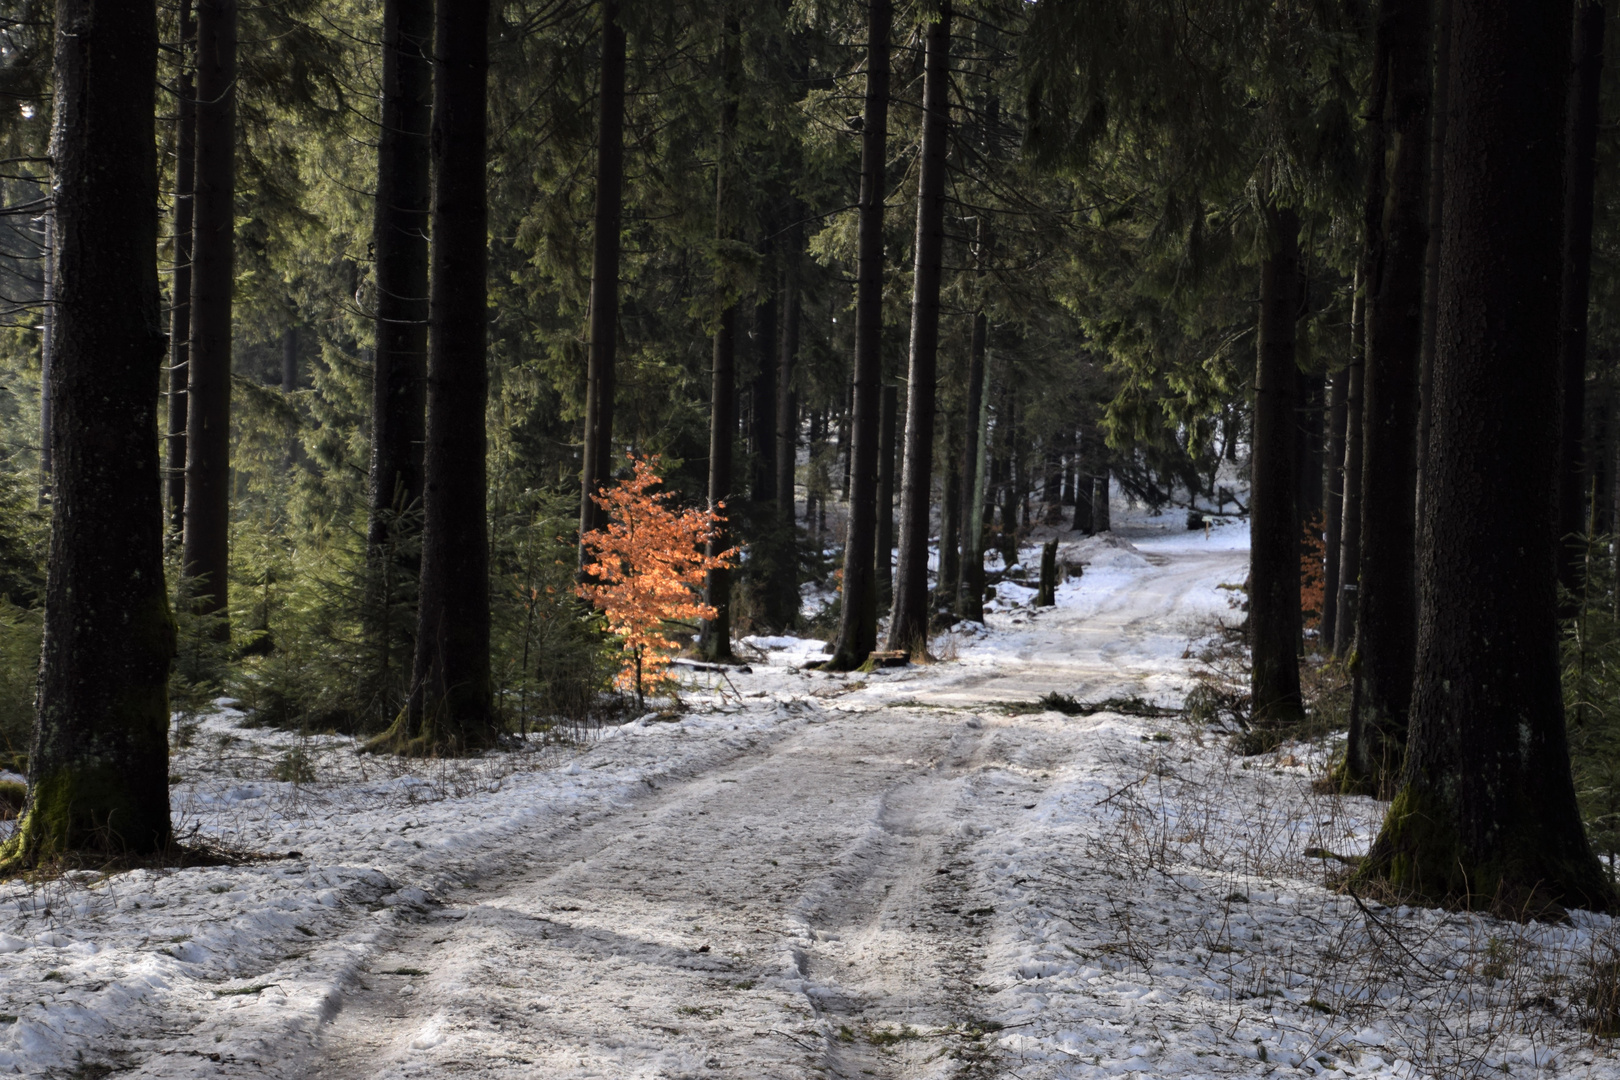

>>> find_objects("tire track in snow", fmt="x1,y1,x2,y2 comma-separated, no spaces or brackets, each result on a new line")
298,708,1029,1079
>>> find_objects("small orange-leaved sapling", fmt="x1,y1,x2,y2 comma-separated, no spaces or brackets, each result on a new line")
577,455,736,705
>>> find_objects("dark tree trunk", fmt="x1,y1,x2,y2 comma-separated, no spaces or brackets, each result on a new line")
751,288,778,503
775,233,801,529
1250,206,1304,726
1347,0,1432,793
1415,0,1452,530
367,0,431,570
1295,369,1325,529
1335,271,1367,658
1337,22,1391,666
701,303,738,659
392,0,495,752
837,376,853,500
165,0,195,539
876,383,898,607
579,0,626,554
281,325,297,393
699,14,742,662
39,214,53,497
1322,364,1348,652
1361,0,1612,916
1091,463,1111,532
1073,426,1094,534
828,0,891,669
999,395,1020,563
887,4,951,654
1042,446,1062,523
362,0,431,709
958,308,988,615
181,0,237,621
939,414,962,602
763,228,802,629
1558,0,1606,603
9,0,175,864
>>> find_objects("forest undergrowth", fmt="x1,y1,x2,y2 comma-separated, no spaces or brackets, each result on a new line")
1047,614,1620,1077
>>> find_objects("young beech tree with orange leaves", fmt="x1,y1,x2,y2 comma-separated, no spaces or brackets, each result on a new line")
578,456,736,704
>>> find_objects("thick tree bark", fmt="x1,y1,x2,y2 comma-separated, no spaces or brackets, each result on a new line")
1335,272,1367,658
699,14,742,662
887,5,952,655
1557,0,1606,603
578,0,626,555
165,0,195,538
394,0,495,752
1361,0,1611,916
828,0,892,669
1250,206,1304,726
958,308,988,616
1346,0,1431,793
1415,0,1452,531
875,383,898,607
1321,365,1348,652
367,0,431,581
8,0,175,864
181,0,237,621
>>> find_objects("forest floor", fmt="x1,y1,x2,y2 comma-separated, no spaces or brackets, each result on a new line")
3,513,1620,1078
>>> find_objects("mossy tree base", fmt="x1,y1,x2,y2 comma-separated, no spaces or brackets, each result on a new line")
1355,782,1615,920
362,699,503,758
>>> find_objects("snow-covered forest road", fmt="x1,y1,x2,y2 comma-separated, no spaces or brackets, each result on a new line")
298,524,1249,1079
8,517,1620,1078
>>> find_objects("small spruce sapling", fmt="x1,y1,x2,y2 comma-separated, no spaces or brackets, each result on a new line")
578,456,736,705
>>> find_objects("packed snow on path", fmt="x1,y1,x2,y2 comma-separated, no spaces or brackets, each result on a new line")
0,513,1618,1078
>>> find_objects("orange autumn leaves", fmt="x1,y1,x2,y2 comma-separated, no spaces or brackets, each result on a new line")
1301,512,1327,630
577,455,736,698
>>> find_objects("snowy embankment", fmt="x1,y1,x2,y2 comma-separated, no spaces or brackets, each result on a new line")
0,507,1617,1078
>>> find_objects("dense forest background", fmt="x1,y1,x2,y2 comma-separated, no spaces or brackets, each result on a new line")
2,0,1620,905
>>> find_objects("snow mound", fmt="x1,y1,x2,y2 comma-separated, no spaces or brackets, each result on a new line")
1063,532,1156,571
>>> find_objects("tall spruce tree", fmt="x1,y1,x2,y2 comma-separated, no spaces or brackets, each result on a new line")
377,0,496,753
1249,205,1304,725
1335,272,1366,659
698,11,741,663
365,0,432,686
888,3,952,656
166,0,196,540
1345,0,1431,793
1557,0,1606,603
5,0,175,865
182,0,238,622
1321,363,1347,651
828,0,892,670
578,0,627,557
1360,0,1612,915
